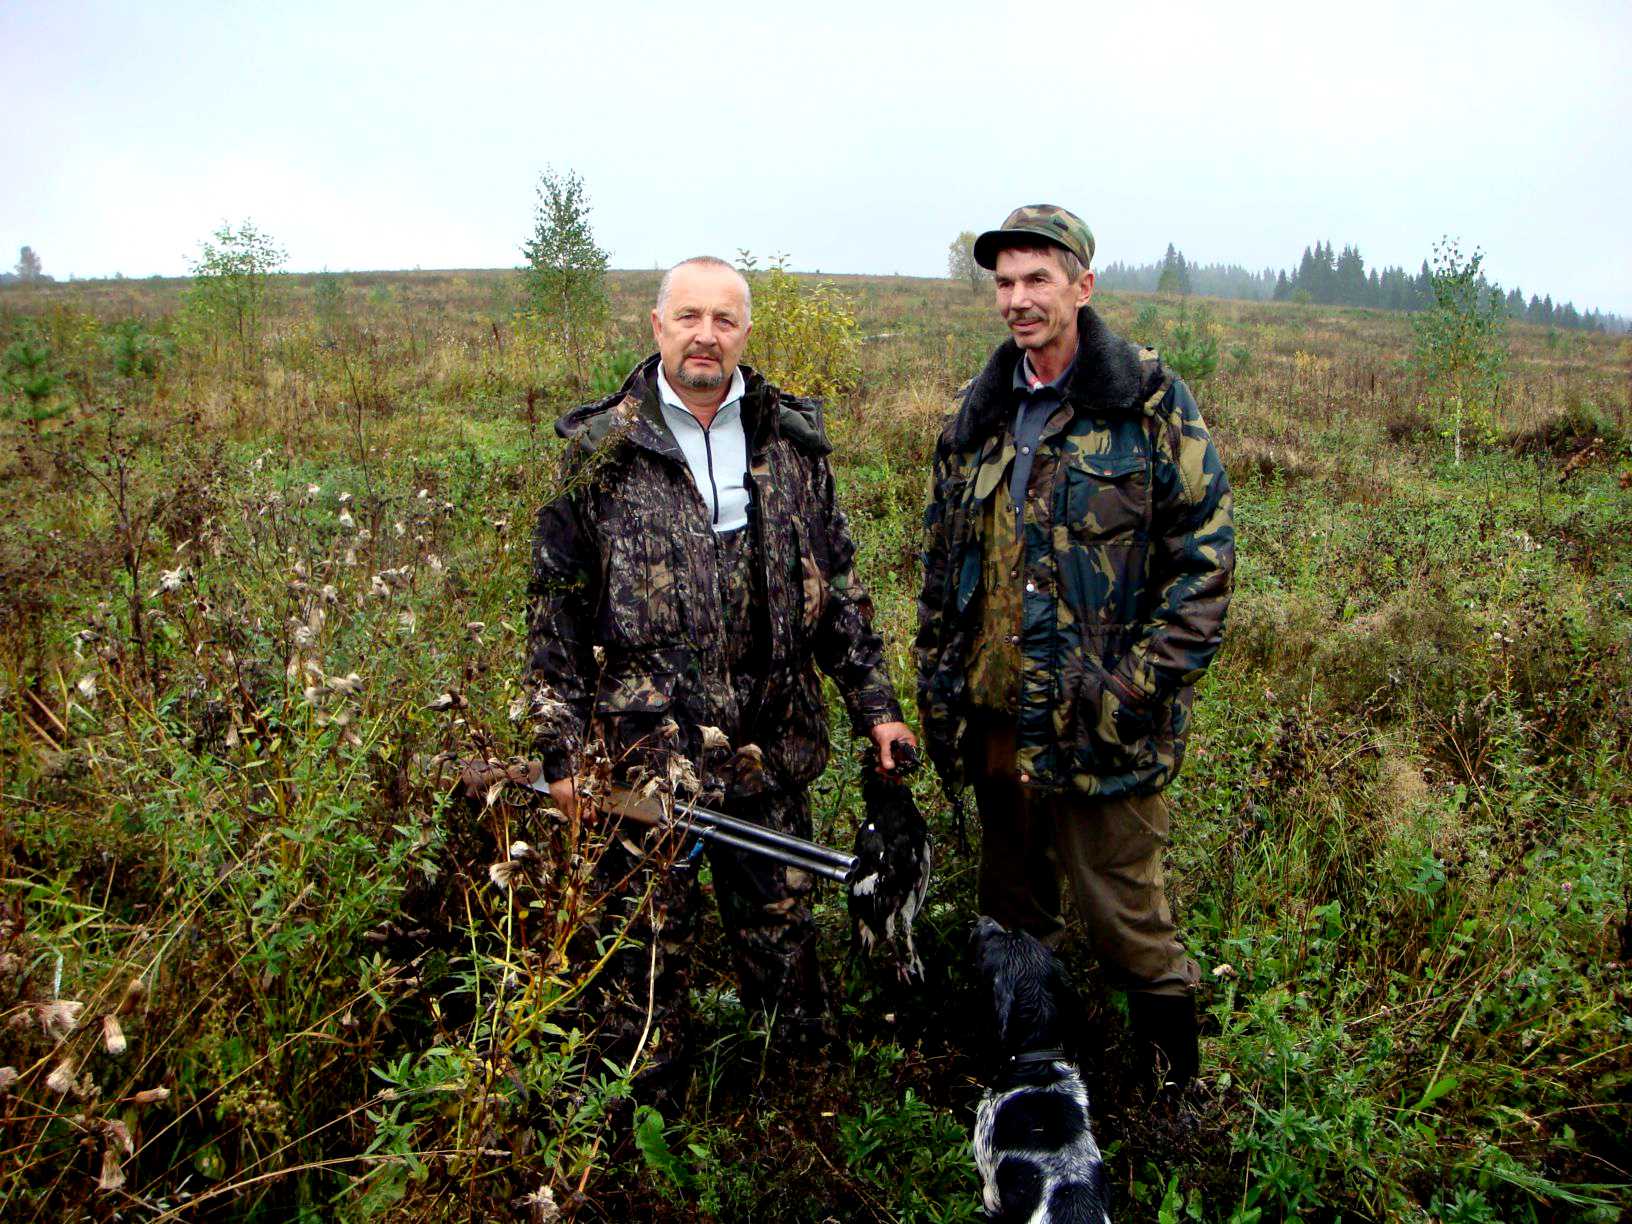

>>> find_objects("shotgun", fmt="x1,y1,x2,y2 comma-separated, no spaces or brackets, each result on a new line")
515,765,858,883
601,784,858,883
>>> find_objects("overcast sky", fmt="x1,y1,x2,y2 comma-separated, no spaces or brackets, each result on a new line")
3,0,1628,312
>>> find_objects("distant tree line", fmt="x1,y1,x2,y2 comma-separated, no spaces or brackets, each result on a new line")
1097,239,1626,332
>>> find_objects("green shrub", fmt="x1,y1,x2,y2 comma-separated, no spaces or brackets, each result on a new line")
740,254,861,401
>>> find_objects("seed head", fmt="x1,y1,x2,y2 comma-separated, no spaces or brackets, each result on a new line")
40,999,85,1040
98,1124,133,1190
667,754,701,794
120,978,147,1014
523,1183,561,1223
488,860,520,890
45,1059,77,1094
101,1014,127,1055
104,1118,134,1154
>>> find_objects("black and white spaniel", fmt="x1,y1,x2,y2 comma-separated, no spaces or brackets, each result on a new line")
970,916,1110,1223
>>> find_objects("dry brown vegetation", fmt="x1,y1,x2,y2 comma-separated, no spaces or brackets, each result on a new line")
0,268,1628,1221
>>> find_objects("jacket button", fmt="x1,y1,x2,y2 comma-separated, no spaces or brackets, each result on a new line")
1025,581,1036,593
1018,772,1031,784
1009,634,1020,645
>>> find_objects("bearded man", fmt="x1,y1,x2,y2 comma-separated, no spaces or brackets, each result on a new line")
526,256,913,1070
915,207,1234,1091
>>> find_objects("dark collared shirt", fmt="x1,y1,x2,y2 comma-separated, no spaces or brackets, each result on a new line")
1008,350,1076,520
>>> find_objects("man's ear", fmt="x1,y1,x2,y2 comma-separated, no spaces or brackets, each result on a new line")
651,308,663,344
1077,270,1096,308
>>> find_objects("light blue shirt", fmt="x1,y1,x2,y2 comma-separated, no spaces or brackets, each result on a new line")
655,364,750,533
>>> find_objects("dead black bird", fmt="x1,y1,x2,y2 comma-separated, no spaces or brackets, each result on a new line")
848,740,932,982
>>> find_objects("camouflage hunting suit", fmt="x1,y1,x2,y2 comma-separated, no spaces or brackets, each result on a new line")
527,354,902,1050
914,304,1235,800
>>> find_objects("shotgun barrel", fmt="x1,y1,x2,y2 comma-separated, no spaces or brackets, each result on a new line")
603,785,858,884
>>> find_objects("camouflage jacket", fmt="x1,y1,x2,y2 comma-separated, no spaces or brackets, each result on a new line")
527,355,902,794
914,306,1234,798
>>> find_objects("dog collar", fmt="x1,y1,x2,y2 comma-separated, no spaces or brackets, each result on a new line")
1007,1047,1066,1066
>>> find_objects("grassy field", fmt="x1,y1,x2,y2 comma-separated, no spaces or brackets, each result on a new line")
1,267,1628,1221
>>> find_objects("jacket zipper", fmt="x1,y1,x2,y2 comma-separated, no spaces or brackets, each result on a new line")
700,426,721,526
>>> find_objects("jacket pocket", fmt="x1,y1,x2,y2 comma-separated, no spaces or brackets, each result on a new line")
1074,654,1158,775
593,667,679,716
1058,452,1149,627
1063,451,1147,542
592,662,680,765
601,516,688,647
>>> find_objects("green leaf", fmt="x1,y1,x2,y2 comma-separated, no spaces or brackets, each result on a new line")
1159,1173,1185,1224
1415,1074,1459,1109
634,1105,693,1190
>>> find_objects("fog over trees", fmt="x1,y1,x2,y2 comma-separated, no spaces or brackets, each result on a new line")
1097,240,1625,332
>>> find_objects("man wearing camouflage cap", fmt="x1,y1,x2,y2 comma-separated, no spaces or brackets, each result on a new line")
915,206,1234,1092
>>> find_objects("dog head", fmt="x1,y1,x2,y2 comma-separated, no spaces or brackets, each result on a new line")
970,916,1079,1058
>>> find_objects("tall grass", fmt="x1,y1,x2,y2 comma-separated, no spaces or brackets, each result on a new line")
1,271,1628,1220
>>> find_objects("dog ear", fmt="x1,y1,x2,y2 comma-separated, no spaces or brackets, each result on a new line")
990,958,1015,1041
976,934,1017,1042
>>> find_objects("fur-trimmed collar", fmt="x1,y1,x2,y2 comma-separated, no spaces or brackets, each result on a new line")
947,305,1163,451
555,354,830,459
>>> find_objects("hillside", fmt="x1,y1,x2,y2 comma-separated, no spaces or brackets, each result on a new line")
1,269,1628,1220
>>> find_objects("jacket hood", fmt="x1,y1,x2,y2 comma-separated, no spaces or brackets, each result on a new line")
947,305,1165,451
554,354,831,458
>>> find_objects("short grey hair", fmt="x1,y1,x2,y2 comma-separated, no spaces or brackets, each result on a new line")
1007,243,1088,282
656,256,752,324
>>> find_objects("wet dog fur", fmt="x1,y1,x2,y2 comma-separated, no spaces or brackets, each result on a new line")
970,916,1110,1223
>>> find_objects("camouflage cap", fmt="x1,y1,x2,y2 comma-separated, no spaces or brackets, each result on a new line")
973,205,1095,272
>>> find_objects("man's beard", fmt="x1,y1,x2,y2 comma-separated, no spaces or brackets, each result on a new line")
674,359,725,390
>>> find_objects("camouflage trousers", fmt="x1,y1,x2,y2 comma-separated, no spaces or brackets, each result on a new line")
579,787,829,1088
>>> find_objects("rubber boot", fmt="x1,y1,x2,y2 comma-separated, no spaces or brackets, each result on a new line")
1128,991,1200,1094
